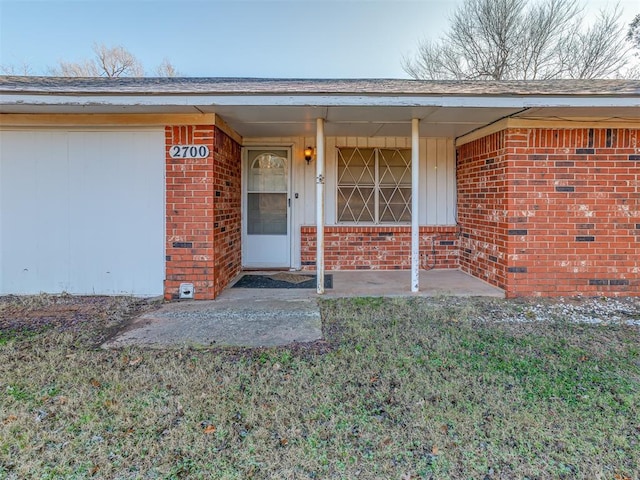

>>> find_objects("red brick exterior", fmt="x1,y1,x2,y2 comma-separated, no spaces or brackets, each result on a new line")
161,122,637,299
300,226,459,270
211,128,242,297
164,125,241,300
457,131,509,291
458,127,640,297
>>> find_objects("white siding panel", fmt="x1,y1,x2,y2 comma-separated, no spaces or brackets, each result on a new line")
0,130,164,296
423,137,456,225
1,132,71,292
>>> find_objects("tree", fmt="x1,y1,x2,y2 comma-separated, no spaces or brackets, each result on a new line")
403,0,630,80
0,62,34,76
629,14,640,50
1,45,180,77
49,43,144,77
155,58,179,77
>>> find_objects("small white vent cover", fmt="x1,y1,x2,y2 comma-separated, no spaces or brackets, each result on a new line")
179,283,194,299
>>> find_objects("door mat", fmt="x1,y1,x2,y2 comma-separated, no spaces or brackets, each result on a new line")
232,273,333,289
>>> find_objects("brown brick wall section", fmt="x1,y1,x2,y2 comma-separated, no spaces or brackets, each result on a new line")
300,226,459,270
164,125,241,300
457,131,509,291
211,128,242,297
458,127,640,297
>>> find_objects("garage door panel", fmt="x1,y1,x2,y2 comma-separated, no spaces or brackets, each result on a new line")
0,129,164,296
67,132,125,293
34,134,72,292
1,131,71,292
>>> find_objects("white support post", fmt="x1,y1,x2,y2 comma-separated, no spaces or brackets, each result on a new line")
316,118,325,294
411,118,420,292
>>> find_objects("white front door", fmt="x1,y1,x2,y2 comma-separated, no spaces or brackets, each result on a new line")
243,148,291,268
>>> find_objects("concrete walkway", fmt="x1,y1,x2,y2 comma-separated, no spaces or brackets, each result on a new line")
103,269,503,349
104,297,320,349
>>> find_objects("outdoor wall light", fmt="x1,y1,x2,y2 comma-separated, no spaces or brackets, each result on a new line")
304,146,315,164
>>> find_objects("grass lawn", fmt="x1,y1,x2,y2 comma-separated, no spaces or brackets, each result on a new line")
1,295,639,479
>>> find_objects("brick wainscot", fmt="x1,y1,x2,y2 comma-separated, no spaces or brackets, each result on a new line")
301,226,459,270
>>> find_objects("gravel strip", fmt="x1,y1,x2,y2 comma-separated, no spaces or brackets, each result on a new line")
474,296,640,326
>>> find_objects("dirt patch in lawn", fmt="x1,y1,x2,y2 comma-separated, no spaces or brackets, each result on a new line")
0,294,333,356
0,294,161,347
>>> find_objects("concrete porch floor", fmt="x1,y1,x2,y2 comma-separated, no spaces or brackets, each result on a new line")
222,268,504,300
103,270,502,350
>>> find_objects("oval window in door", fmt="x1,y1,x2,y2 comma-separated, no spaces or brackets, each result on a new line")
247,151,288,235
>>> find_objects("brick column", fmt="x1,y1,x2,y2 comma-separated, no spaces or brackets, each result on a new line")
164,125,242,300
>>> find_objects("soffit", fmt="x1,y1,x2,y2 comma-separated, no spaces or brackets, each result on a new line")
3,103,638,138
1,76,638,139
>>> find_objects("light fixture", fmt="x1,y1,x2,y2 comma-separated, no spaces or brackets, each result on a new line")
304,146,314,165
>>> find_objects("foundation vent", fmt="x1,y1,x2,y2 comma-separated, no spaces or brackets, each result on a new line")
179,283,194,299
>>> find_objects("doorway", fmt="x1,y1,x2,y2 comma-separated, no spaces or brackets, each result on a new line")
242,148,291,268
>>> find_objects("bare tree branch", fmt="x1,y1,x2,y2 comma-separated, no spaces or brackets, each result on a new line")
48,59,98,77
564,6,630,79
404,0,629,80
93,44,144,77
49,43,145,77
0,62,35,76
155,58,179,77
3,44,182,78
628,13,640,50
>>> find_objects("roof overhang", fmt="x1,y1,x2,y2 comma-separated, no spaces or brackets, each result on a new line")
1,77,638,139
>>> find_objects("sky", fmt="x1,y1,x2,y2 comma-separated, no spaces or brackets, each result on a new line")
0,0,637,78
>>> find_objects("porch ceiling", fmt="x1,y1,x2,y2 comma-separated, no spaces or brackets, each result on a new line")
207,105,526,138
184,103,640,138
2,102,638,139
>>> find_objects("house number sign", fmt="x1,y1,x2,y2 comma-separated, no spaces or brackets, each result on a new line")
169,145,210,159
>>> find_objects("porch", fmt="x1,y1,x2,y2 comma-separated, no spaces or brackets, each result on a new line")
104,269,502,349
224,269,504,300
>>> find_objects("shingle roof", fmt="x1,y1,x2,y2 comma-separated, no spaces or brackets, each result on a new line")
1,76,639,96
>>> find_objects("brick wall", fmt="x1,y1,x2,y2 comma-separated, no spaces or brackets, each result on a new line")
458,127,640,297
300,226,459,270
164,125,241,300
211,128,242,297
457,131,509,291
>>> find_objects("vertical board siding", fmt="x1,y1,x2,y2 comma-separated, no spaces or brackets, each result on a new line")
0,130,165,295
324,136,455,226
423,137,456,225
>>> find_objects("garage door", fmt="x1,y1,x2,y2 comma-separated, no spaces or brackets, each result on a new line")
0,129,165,296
